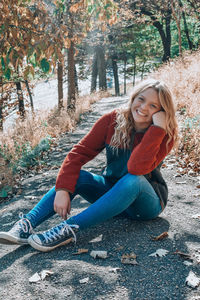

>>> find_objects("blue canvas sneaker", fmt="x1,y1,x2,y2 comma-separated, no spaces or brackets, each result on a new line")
0,213,33,245
28,223,79,252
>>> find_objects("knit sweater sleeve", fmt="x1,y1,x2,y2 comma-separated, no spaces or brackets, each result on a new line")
127,125,174,175
55,111,114,193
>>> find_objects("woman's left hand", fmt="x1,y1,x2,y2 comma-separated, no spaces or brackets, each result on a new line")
152,111,166,130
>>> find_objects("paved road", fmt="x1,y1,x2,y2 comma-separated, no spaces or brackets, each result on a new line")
0,96,200,300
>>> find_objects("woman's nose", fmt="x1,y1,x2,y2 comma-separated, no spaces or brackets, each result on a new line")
141,102,148,110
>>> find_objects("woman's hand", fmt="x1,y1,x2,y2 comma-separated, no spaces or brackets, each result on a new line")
54,190,71,220
152,111,167,130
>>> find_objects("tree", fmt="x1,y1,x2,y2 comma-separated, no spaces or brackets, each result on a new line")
129,0,172,61
179,0,195,50
185,0,200,20
91,43,107,92
171,0,183,57
0,0,61,125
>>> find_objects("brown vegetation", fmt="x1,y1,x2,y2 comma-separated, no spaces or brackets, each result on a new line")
152,49,200,175
0,91,110,198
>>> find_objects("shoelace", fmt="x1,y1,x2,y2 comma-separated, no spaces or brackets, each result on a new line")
43,224,79,244
18,212,33,233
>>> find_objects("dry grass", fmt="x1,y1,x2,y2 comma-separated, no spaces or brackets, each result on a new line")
0,91,110,196
150,49,200,174
152,50,200,117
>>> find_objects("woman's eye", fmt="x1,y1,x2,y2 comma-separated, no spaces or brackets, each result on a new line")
151,104,157,108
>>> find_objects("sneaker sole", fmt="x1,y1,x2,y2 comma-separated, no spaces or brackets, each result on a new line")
28,236,74,252
0,232,28,245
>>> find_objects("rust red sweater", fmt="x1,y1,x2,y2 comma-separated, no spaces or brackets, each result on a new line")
56,110,174,207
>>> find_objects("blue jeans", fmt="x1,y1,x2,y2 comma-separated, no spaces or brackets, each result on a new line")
25,170,162,230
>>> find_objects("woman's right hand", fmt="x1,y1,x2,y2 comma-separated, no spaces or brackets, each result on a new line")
54,190,71,220
152,111,167,130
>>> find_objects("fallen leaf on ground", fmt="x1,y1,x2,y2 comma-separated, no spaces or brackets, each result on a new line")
24,196,36,200
193,193,200,198
149,249,169,257
151,232,168,241
173,174,182,178
183,261,193,266
191,214,200,219
115,246,124,251
185,271,200,288
90,250,108,259
40,270,54,280
72,249,89,255
173,250,192,259
89,234,103,243
29,270,54,283
29,272,41,283
79,277,89,284
108,267,121,273
121,252,138,265
196,185,200,189
192,251,200,264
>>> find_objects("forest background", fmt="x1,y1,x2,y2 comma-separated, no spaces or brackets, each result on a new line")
0,0,199,200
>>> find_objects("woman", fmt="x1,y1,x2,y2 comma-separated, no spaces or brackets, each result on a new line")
0,79,178,252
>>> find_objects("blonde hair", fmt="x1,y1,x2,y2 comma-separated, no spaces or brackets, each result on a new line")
111,78,178,150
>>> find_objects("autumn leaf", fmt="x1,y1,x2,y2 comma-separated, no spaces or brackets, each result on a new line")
149,249,169,257
90,250,108,259
63,38,71,49
72,248,89,255
185,271,200,288
121,252,138,265
173,250,191,260
70,3,80,13
151,232,169,241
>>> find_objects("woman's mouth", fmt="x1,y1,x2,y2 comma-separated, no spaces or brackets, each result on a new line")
136,109,147,117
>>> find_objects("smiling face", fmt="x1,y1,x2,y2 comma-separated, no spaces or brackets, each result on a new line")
131,87,162,131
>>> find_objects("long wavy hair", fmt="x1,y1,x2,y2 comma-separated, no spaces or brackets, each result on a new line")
110,79,178,150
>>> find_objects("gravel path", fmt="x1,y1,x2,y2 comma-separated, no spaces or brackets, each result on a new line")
0,96,200,300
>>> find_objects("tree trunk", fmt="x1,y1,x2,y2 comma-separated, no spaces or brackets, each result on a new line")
171,0,182,57
0,99,3,131
74,65,78,95
0,77,3,131
16,81,25,119
164,11,172,61
91,52,98,93
141,8,172,61
25,80,34,113
123,58,127,95
67,41,76,109
96,45,107,91
112,55,120,96
57,61,64,111
182,11,194,49
141,60,146,79
179,0,195,49
133,52,137,86
153,15,171,61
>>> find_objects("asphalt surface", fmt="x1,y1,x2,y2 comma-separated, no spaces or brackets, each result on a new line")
0,96,200,300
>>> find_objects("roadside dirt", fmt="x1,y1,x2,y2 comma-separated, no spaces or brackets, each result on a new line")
0,96,199,300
